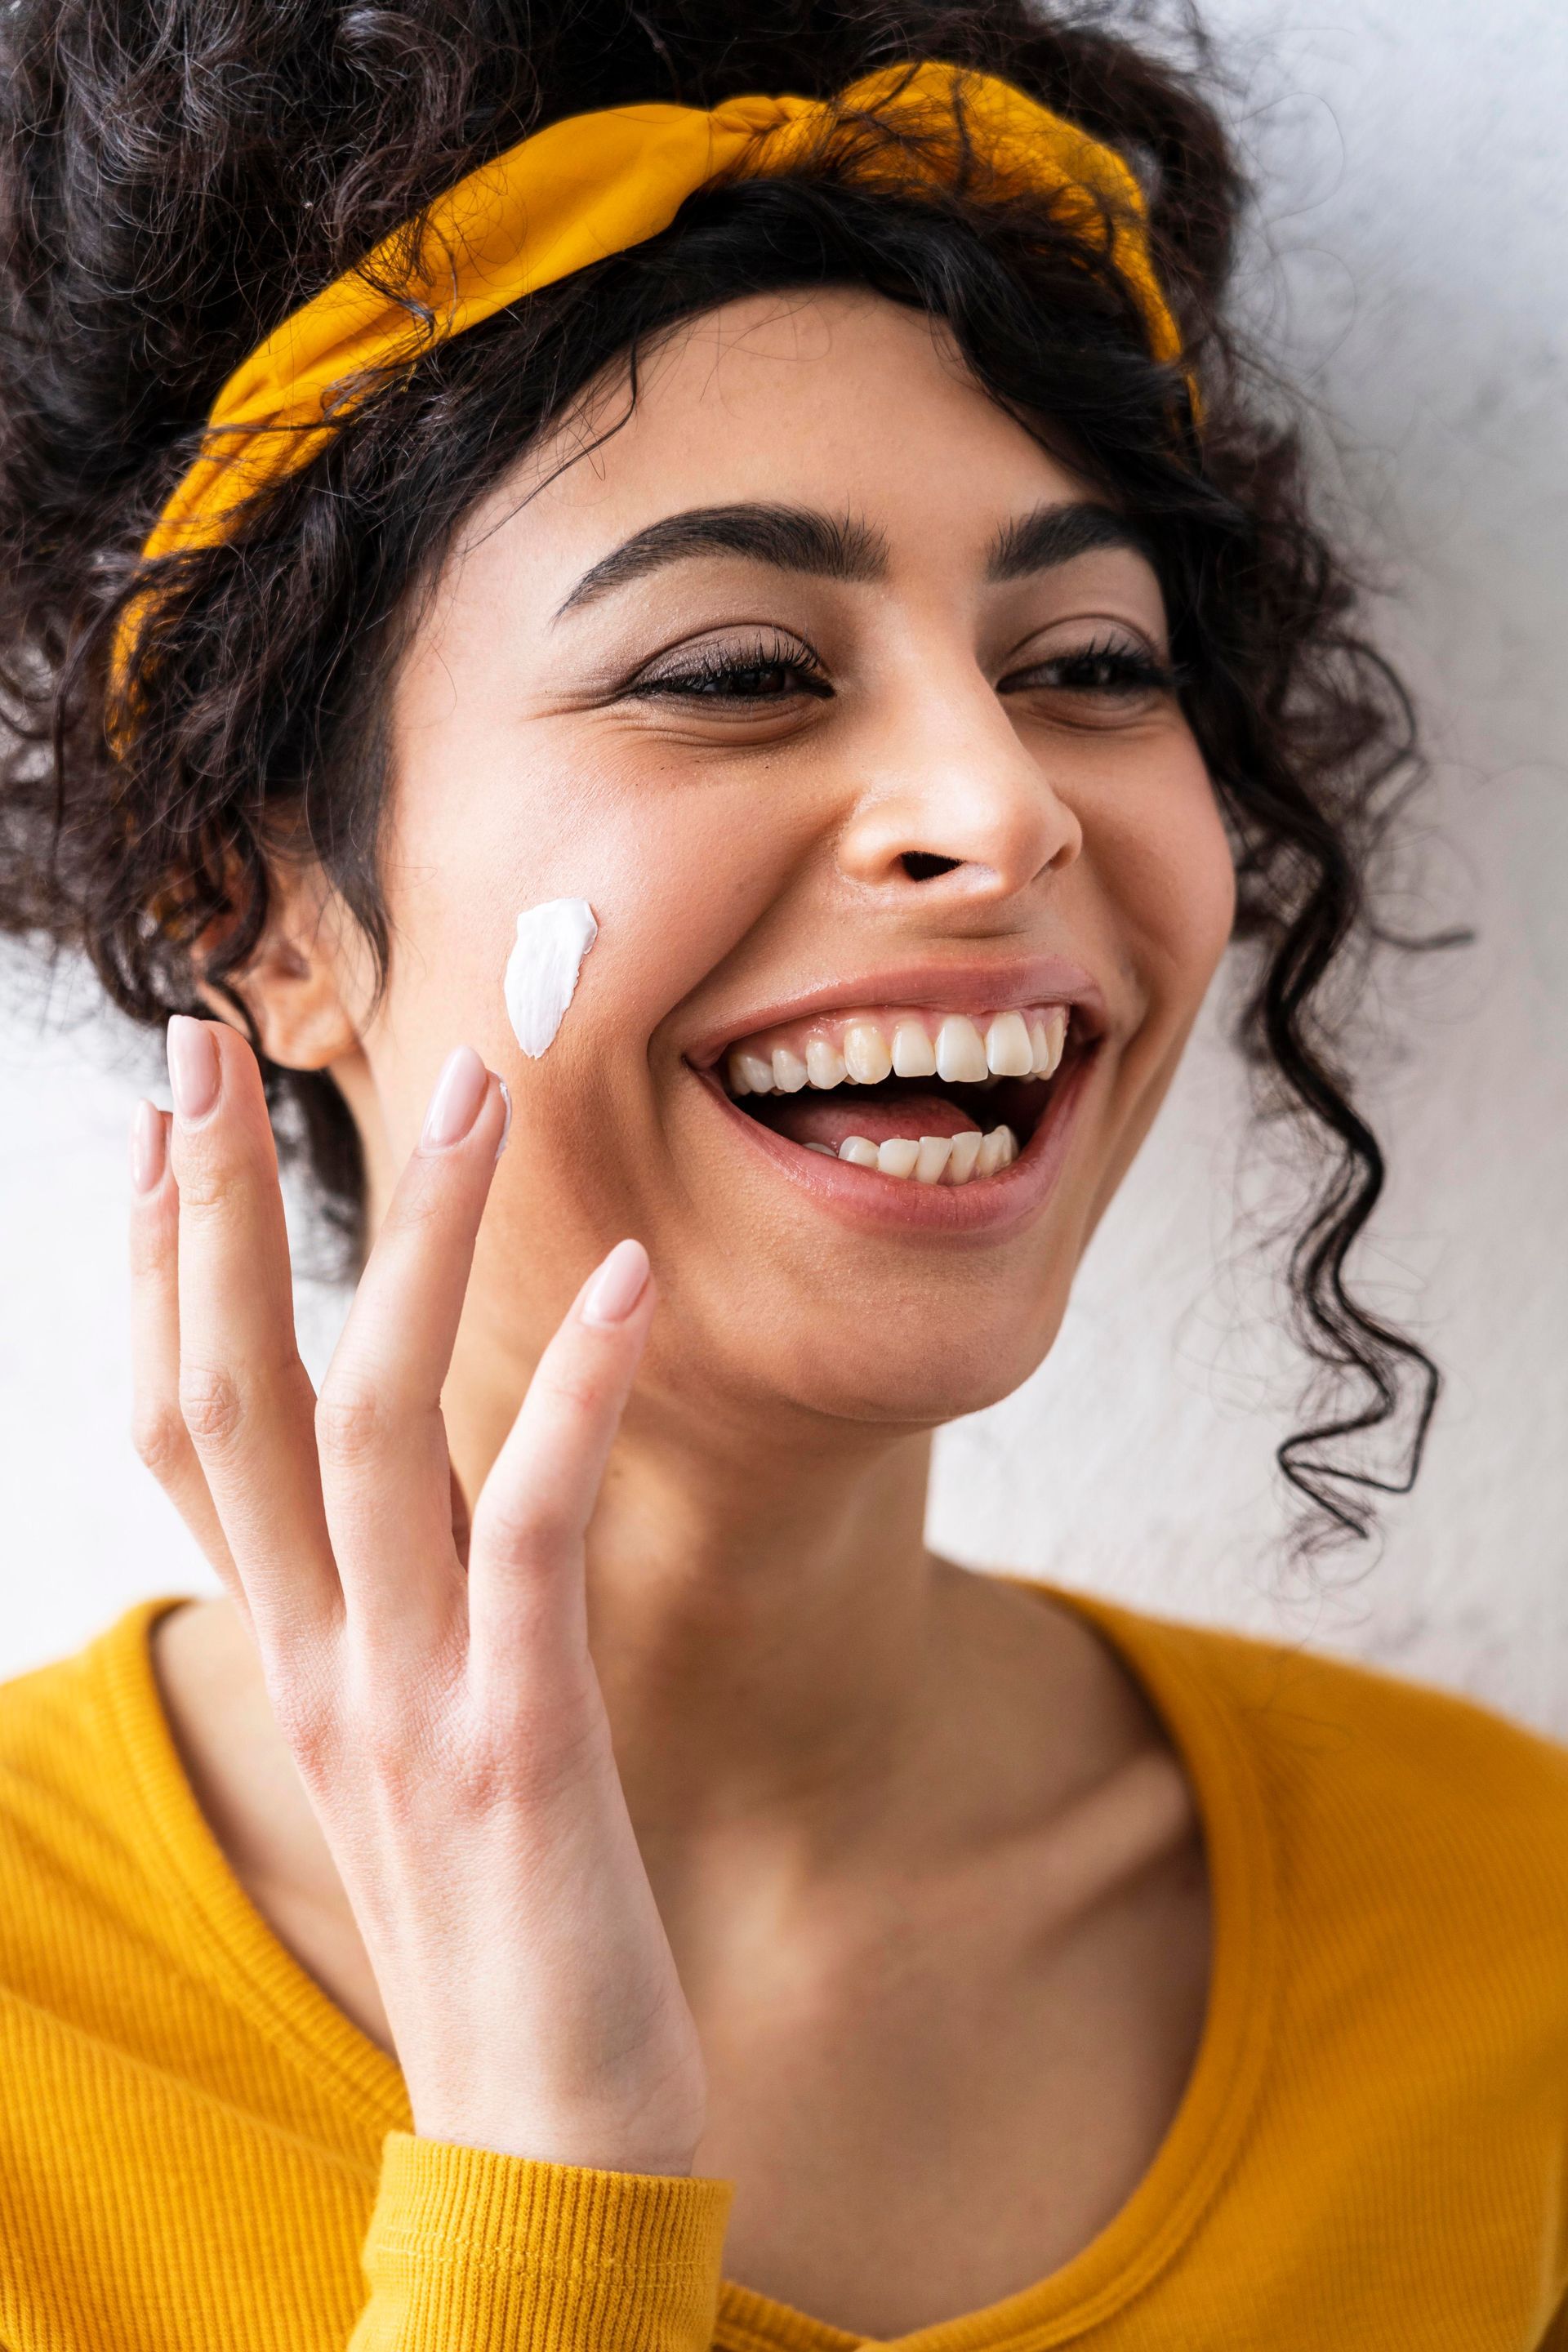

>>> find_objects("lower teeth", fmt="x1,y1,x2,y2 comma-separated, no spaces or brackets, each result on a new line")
817,1126,1018,1183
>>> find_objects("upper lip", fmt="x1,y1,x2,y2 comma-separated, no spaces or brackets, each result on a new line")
686,954,1111,1071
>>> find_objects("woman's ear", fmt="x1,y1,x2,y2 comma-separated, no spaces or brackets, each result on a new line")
199,858,372,1071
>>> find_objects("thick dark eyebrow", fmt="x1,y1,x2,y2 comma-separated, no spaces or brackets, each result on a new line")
552,497,1146,621
985,501,1151,582
553,504,889,619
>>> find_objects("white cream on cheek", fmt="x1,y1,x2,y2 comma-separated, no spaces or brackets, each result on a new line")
502,898,599,1058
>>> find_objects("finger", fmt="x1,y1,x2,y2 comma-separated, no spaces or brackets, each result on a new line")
165,1016,339,1646
313,1044,510,1646
466,1238,655,1676
127,1098,243,1602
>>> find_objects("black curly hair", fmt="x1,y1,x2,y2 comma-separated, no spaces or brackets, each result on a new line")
0,0,1442,1548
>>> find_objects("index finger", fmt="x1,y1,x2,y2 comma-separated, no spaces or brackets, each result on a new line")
466,1240,655,1674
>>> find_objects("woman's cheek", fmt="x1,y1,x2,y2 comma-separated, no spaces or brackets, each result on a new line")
1103,742,1236,1009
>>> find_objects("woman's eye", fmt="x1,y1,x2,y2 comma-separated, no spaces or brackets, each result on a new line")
1004,638,1177,703
626,636,832,706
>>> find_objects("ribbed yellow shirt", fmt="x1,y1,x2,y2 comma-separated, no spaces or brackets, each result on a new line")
1,1587,1566,2350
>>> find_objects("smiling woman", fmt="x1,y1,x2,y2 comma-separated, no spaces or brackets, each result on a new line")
2,4,1567,2350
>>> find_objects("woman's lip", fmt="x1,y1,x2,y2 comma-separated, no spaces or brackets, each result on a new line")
697,1043,1099,1237
686,955,1109,1072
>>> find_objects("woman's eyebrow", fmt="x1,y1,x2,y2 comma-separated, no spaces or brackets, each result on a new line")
553,504,889,618
985,502,1150,581
550,497,1145,621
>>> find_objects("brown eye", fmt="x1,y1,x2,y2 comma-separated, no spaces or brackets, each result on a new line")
627,633,832,705
1003,635,1177,702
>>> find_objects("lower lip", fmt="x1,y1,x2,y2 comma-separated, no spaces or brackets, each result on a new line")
700,1048,1099,1240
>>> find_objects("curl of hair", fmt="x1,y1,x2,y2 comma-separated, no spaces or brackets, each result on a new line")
0,0,1442,1548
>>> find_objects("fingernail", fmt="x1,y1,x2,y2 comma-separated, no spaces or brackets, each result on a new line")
167,1016,220,1122
494,1078,513,1160
581,1238,650,1328
422,1045,489,1150
129,1098,167,1196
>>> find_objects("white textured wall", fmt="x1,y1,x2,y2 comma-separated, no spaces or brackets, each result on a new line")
4,0,1566,1726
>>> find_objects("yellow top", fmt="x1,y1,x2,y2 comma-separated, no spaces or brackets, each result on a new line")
2,1584,1566,2350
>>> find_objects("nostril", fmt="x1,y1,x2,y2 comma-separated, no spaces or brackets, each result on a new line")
902,852,960,883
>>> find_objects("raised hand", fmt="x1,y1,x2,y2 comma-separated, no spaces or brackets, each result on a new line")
128,1019,706,2176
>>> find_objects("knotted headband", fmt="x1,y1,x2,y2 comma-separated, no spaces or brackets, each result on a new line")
113,60,1190,710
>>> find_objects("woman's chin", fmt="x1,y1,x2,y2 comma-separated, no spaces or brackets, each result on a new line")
656,1304,1066,1438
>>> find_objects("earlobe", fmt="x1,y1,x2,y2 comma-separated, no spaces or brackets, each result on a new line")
198,859,369,1072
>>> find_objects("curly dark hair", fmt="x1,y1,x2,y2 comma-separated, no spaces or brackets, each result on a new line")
0,0,1441,1547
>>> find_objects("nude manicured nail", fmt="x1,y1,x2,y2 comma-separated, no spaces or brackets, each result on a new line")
581,1238,651,1328
422,1045,490,1150
166,1016,220,1122
129,1099,167,1196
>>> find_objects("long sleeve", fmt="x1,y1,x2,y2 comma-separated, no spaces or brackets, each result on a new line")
347,2136,733,2352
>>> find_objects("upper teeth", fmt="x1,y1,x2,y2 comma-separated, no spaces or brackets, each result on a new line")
726,1005,1067,1097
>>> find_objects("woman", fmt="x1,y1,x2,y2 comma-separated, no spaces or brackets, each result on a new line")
1,2,1564,2345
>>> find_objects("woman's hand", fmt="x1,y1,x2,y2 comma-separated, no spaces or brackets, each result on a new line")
127,1018,706,2176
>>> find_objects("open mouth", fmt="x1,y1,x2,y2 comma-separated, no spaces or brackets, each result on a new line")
706,1002,1095,1187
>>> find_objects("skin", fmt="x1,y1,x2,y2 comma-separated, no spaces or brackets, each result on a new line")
137,288,1236,2337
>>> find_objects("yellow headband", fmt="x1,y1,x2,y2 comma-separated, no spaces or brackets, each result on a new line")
114,61,1187,706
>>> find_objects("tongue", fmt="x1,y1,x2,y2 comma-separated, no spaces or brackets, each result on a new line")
764,1089,983,1150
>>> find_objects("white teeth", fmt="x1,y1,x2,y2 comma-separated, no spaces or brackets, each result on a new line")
804,1140,838,1156
914,1134,953,1184
1030,1006,1067,1078
935,1014,989,1085
727,1002,1074,1098
805,1038,849,1090
826,1123,1016,1181
946,1129,983,1185
843,1021,893,1085
985,1010,1034,1078
977,1124,1018,1176
892,1020,938,1079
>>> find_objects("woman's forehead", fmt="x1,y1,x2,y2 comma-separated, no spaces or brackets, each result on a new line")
452,288,1094,599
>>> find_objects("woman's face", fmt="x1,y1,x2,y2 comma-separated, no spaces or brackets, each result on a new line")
359,288,1235,1443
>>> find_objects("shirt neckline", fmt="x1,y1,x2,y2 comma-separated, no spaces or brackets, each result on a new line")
97,1577,1277,2346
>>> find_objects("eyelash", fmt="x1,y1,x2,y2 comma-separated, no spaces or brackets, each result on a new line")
626,633,831,704
624,630,1178,706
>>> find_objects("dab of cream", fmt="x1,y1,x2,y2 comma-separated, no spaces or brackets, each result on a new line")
502,898,599,1058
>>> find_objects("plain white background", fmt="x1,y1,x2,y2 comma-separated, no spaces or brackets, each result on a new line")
3,0,1565,1723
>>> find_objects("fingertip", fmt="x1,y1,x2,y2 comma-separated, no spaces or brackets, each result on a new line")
579,1237,652,1330
129,1097,170,1198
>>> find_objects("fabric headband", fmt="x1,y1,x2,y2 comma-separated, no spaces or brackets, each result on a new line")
113,61,1189,710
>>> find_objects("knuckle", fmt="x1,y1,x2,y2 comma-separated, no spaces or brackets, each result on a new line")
265,1679,336,1779
542,1365,606,1420
177,1362,245,1450
378,1165,447,1239
130,1400,192,1486
314,1385,390,1469
169,1147,238,1218
472,1494,576,1566
258,1640,341,1771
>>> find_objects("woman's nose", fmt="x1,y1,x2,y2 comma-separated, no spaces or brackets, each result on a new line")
834,688,1085,907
